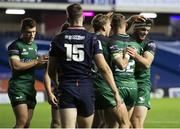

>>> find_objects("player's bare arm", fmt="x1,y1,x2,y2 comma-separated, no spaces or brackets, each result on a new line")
126,47,154,68
44,67,58,106
48,56,59,86
112,51,129,70
9,55,47,71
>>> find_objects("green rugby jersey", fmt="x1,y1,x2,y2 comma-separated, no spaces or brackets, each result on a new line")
8,38,38,91
134,39,156,88
109,34,141,86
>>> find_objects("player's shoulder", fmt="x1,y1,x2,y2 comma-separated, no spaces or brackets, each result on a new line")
110,34,131,42
8,38,22,50
97,34,110,43
144,38,156,48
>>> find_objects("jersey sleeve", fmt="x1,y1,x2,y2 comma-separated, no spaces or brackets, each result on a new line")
93,36,103,55
49,36,60,57
109,40,124,60
8,42,19,57
144,40,156,56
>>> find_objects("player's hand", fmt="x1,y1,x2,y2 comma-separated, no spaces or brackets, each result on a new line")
37,54,49,64
105,11,113,18
126,47,137,58
48,93,58,106
114,92,122,107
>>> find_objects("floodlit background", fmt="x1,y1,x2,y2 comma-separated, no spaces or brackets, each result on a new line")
0,0,180,128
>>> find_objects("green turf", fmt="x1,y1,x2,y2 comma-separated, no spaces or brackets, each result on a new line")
0,98,180,128
145,98,180,128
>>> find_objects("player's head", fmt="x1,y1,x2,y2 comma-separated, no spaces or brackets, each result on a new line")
91,14,111,36
111,13,126,34
20,17,36,43
60,22,70,32
66,3,83,25
133,18,153,41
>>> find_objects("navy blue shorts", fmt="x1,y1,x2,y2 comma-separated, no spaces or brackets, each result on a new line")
58,79,95,117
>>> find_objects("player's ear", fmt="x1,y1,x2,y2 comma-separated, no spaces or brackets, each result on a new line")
102,25,106,31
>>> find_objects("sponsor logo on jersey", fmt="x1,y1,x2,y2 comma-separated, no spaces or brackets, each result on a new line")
65,35,85,40
21,52,29,55
23,48,27,52
28,47,34,50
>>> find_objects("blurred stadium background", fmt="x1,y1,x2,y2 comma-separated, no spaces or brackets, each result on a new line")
0,0,180,128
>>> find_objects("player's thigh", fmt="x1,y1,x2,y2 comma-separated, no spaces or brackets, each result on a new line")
77,85,95,117
121,87,138,107
109,103,129,125
51,107,60,121
95,92,117,109
51,107,61,128
105,108,119,128
136,86,151,109
13,104,29,121
60,108,77,128
127,106,134,119
93,110,106,128
77,114,94,128
27,108,34,122
8,90,27,107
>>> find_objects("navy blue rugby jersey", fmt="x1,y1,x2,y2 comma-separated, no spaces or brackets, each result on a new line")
91,34,111,78
49,27,102,80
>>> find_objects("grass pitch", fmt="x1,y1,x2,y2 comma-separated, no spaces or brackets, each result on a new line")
0,98,180,128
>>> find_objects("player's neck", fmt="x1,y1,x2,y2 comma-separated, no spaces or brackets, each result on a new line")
69,23,85,29
96,31,106,36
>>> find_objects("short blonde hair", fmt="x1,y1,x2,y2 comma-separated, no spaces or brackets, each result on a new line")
91,14,110,32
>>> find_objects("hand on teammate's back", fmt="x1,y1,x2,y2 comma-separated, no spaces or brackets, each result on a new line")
126,47,137,58
37,54,49,64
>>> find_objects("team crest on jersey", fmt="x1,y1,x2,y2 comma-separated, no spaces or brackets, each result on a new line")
23,48,26,52
139,96,145,103
15,96,23,100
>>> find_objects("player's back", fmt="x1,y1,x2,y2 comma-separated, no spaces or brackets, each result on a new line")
49,27,101,81
109,34,141,80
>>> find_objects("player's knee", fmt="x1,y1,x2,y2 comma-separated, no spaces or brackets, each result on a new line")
131,115,141,128
120,120,131,128
51,120,61,128
51,123,61,128
16,117,28,127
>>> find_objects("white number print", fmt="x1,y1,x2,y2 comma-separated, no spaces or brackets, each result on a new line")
64,44,84,62
126,60,135,72
115,60,135,73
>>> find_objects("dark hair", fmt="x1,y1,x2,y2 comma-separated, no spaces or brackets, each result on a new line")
111,13,126,29
91,14,110,32
21,17,36,32
134,18,154,29
66,3,83,23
